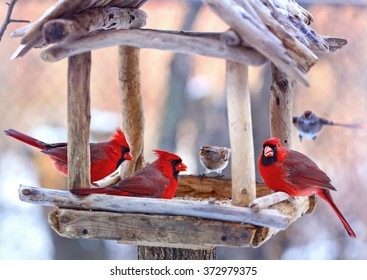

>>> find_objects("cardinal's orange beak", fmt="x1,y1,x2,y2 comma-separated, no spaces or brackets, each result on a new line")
176,161,188,172
264,146,274,157
124,152,134,161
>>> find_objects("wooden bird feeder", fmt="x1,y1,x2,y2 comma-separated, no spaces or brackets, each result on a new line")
11,0,347,259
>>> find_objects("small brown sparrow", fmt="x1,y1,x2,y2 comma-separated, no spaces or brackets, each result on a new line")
293,110,363,141
198,145,231,177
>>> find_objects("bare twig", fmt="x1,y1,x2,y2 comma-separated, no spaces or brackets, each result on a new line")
0,0,29,42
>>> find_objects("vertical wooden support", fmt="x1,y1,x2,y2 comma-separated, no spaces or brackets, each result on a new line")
118,46,144,178
226,61,256,206
67,52,92,189
118,47,216,261
270,64,297,149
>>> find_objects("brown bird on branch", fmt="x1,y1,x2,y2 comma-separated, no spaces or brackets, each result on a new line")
293,110,364,141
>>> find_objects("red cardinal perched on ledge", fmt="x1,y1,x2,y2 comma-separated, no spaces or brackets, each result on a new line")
258,138,356,238
4,128,133,182
72,150,188,199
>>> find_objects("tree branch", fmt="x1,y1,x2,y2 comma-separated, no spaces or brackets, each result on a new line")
0,0,29,42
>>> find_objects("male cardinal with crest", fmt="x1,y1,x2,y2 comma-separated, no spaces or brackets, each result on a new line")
71,150,187,199
4,128,133,182
258,138,356,238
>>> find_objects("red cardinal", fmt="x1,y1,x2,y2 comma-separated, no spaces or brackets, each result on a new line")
258,138,356,238
72,150,188,199
4,128,133,182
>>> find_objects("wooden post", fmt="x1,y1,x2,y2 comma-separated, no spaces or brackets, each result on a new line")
270,64,297,148
117,46,216,260
118,46,144,178
226,61,256,206
67,52,92,189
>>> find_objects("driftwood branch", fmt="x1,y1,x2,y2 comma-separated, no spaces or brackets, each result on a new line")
270,64,297,148
202,0,312,85
220,29,346,53
9,0,148,58
0,0,29,42
18,176,316,247
40,28,267,65
322,36,348,52
67,53,92,189
19,184,291,230
42,7,147,44
226,62,256,206
118,46,145,178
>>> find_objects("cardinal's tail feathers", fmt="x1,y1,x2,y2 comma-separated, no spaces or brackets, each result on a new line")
320,190,357,238
4,129,48,150
71,186,128,196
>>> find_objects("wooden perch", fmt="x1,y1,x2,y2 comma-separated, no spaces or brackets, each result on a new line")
40,28,267,66
18,175,317,248
42,7,147,44
250,192,317,215
19,184,291,229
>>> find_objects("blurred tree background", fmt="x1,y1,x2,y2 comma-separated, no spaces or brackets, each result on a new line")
0,0,366,259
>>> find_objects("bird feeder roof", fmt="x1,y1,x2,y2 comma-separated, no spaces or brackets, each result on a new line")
10,0,347,85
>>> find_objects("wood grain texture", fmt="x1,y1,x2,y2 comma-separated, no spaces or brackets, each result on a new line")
19,175,316,248
226,62,256,206
19,184,291,230
202,0,311,85
42,7,147,44
252,194,317,247
40,28,267,65
118,46,144,178
67,52,92,189
270,64,297,149
10,0,149,58
49,208,256,248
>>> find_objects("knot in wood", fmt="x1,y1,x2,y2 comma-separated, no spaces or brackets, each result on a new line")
241,189,247,195
60,215,72,224
22,189,31,196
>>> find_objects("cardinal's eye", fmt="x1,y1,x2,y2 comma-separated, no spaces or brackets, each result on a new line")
170,159,181,165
